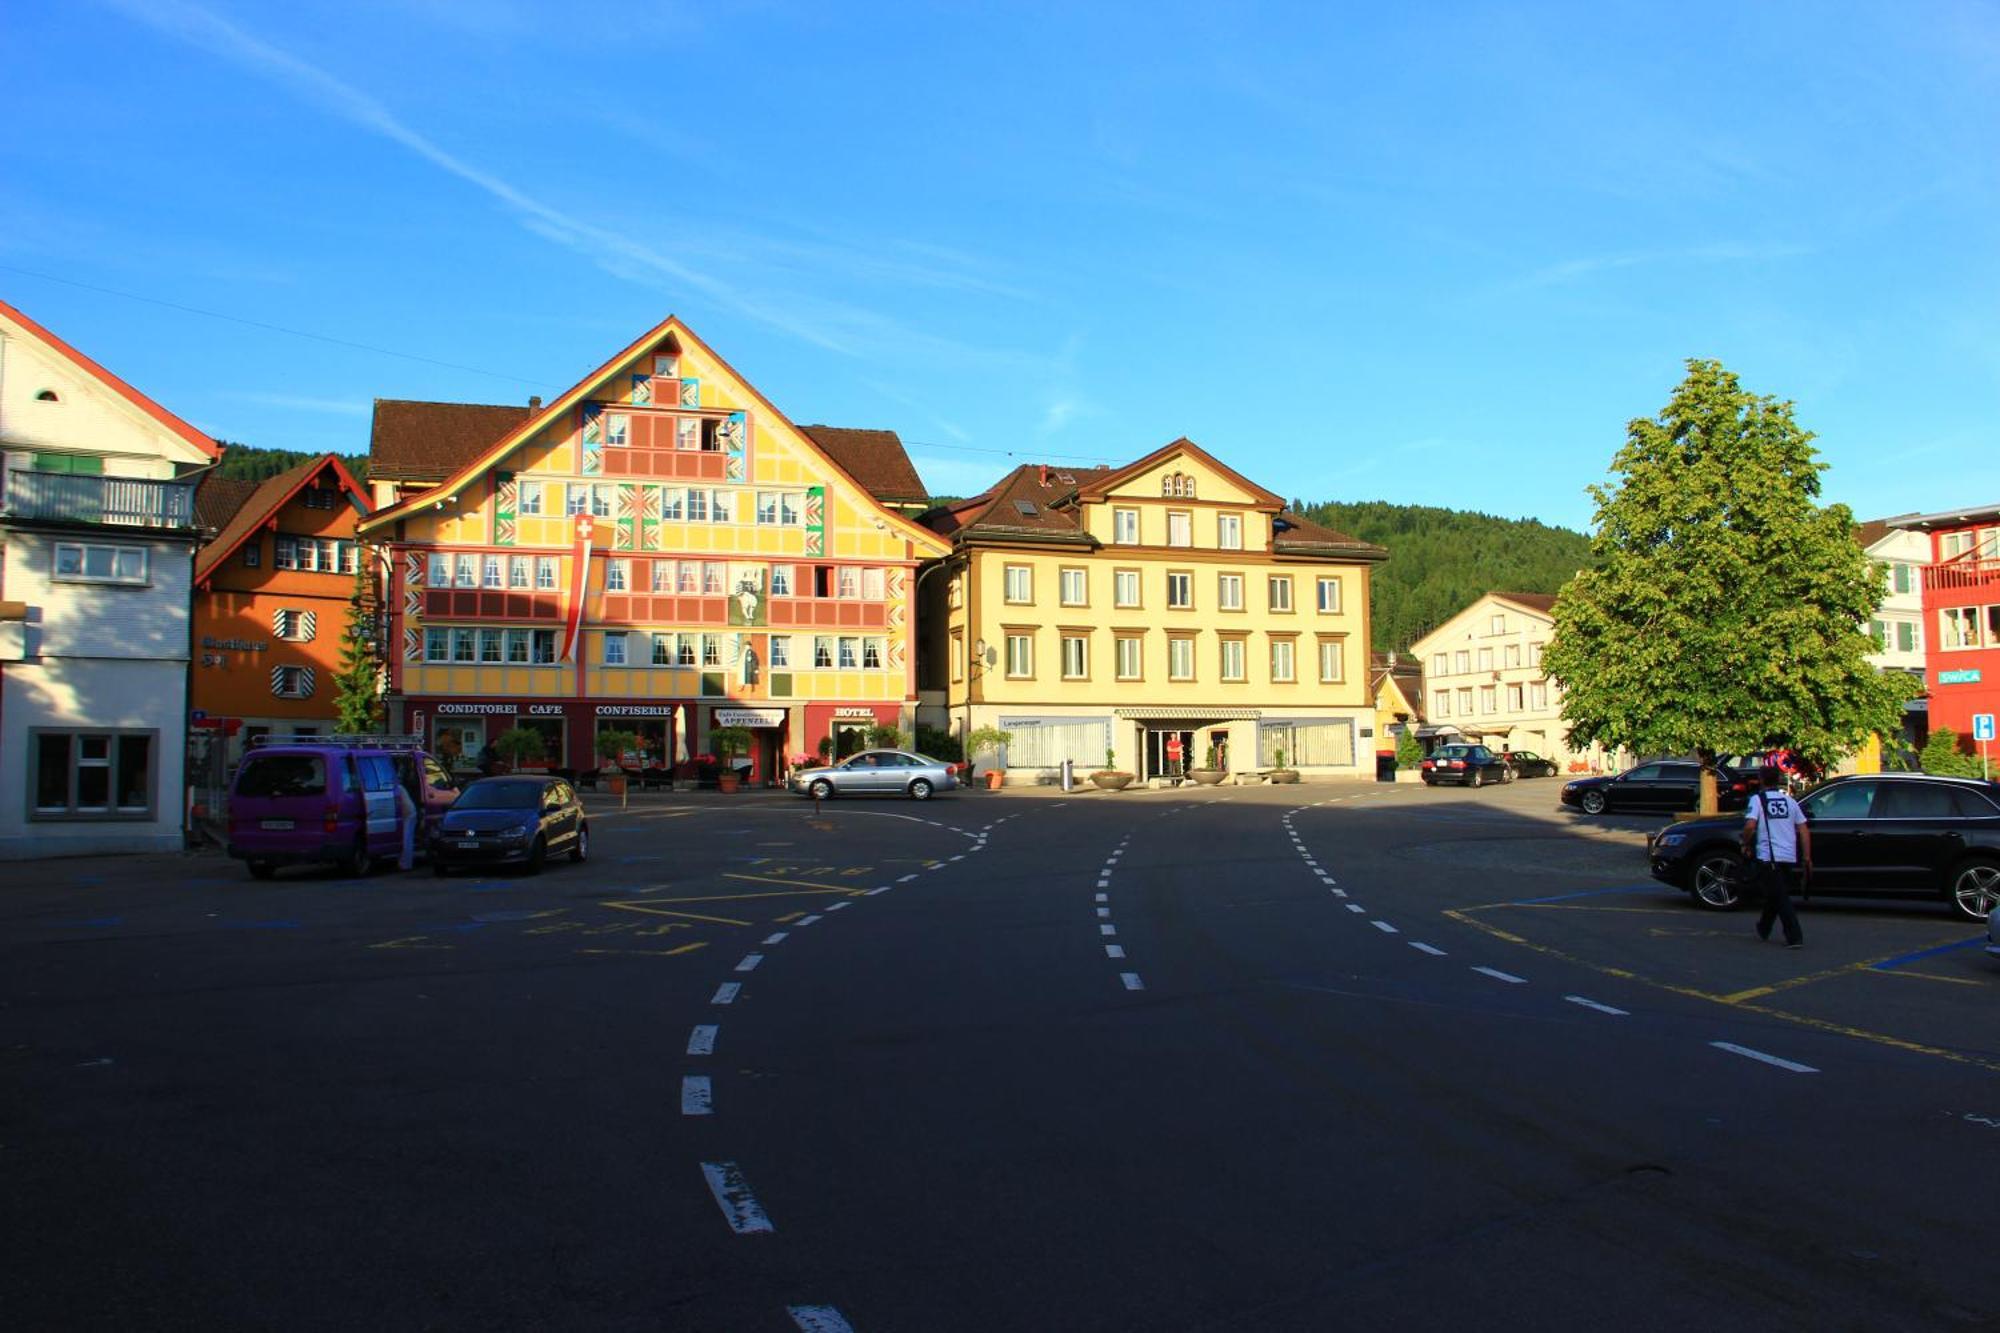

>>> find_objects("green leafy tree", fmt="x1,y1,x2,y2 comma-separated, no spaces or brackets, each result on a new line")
1918,727,1983,778
1394,729,1424,770
1542,359,1904,769
332,560,384,733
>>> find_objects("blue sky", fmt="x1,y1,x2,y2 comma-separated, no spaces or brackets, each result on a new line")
6,1,1996,528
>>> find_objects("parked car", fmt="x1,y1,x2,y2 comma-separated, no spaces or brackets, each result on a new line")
788,750,958,801
1647,773,2000,922
430,776,588,875
1990,896,2000,959
1502,749,1560,779
1561,760,1751,816
228,736,458,879
1420,743,1513,787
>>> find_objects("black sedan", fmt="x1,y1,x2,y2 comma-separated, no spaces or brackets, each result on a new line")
1648,773,2000,922
1561,760,1750,816
431,776,588,875
1503,749,1560,779
1420,743,1514,787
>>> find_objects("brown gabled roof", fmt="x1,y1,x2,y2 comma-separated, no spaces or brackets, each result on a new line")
1272,512,1389,561
1074,437,1286,509
1851,519,1893,550
368,399,532,481
196,454,369,581
797,426,927,503
922,464,1092,543
1492,590,1559,615
193,474,261,535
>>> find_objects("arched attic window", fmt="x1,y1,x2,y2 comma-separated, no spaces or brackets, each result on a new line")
1161,471,1195,499
35,389,60,403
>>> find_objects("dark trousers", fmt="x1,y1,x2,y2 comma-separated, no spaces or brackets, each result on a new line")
1756,861,1803,945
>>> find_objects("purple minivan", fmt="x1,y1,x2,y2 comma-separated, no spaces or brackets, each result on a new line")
227,736,460,879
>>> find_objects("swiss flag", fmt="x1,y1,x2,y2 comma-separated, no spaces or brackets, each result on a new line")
561,514,594,662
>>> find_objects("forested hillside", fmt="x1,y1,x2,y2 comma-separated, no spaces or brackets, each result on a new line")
1292,500,1593,651
216,443,369,482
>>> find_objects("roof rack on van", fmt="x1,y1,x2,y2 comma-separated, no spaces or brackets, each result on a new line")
245,734,428,751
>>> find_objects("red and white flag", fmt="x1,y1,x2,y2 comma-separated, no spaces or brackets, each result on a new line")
561,514,595,662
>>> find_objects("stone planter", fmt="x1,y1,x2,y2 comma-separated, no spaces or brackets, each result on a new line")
985,769,1006,790
1393,768,1427,785
1187,768,1226,786
1268,769,1301,785
1090,771,1134,791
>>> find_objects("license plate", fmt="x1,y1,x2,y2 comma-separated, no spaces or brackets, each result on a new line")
259,819,294,830
457,840,479,849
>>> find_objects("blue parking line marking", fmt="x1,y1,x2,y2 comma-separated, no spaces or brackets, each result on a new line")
1510,885,1663,906
1870,937,1987,971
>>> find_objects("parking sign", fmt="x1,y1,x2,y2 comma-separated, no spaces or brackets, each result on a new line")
1975,713,1996,742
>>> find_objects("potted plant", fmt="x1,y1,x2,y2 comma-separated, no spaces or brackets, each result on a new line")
866,723,908,751
966,725,1013,790
1090,745,1134,792
490,726,547,775
1269,746,1300,784
711,725,754,792
596,729,640,797
1393,730,1427,784
1188,741,1226,786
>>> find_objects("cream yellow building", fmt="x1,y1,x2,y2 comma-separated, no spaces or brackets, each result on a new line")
918,440,1386,782
1411,591,1619,772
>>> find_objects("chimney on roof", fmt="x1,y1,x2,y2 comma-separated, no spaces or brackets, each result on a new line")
529,395,542,410
1038,464,1049,487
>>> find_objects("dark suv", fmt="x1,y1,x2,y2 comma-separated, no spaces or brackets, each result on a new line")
1647,773,2000,921
1561,760,1750,816
1420,743,1513,787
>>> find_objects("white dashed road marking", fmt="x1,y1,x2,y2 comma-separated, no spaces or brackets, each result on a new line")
1120,972,1145,991
898,873,920,883
1105,944,1125,959
825,902,851,912
1565,995,1629,1017
1370,920,1399,934
736,954,763,972
762,932,788,945
1345,903,1366,914
1472,966,1527,984
796,914,823,926
711,983,741,1005
1096,906,1111,918
1094,892,1108,903
1711,1041,1818,1074
1100,924,1117,936
701,1161,775,1234
1409,942,1448,957
788,1307,856,1333
687,1024,718,1055
682,1075,713,1116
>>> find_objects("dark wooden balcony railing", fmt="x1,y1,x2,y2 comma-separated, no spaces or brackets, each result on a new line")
1,469,197,529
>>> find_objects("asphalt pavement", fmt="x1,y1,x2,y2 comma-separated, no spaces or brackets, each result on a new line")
4,780,1997,1330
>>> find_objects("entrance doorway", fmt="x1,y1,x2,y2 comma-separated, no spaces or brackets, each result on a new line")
832,720,870,760
1144,728,1194,781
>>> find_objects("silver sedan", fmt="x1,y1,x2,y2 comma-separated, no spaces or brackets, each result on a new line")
788,750,959,801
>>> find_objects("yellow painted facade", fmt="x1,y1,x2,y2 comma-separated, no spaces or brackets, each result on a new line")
922,443,1383,781
361,318,947,779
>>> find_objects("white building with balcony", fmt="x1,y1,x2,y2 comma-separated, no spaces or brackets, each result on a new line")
0,300,218,857
1854,517,1929,752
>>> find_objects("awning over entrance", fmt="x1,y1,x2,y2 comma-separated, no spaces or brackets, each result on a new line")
1115,706,1263,721
1414,724,1462,739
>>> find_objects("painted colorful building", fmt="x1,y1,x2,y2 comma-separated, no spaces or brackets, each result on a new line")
1894,502,2000,748
917,440,1386,782
356,317,948,782
191,454,371,760
0,299,216,857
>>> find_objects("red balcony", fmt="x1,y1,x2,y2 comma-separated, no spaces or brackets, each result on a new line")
1922,558,2000,594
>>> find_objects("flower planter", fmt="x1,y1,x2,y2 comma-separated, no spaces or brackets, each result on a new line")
1187,768,1226,786
1393,768,1427,784
1268,769,1301,785
984,769,1006,791
1090,771,1134,791
717,772,741,793
605,775,628,798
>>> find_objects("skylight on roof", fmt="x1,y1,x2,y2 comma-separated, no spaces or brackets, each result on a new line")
1014,500,1039,516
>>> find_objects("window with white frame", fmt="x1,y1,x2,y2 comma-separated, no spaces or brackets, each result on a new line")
837,567,860,599
756,493,780,525
1168,635,1195,681
838,636,859,669
483,555,502,589
1113,508,1139,545
566,484,590,516
454,554,476,588
1167,511,1192,547
1218,573,1244,611
1268,576,1293,613
1220,638,1246,681
506,629,530,663
687,489,709,523
1479,684,1497,713
606,413,629,446
1476,647,1494,671
771,566,793,597
1113,569,1140,607
1941,606,1982,649
651,561,672,592
1167,572,1193,609
1318,639,1344,683
1059,567,1087,606
272,609,314,642
479,629,502,663
1527,641,1544,667
1505,683,1523,711
1454,650,1470,673
429,553,450,586
661,488,685,521
815,637,834,668
1490,613,1505,634
603,632,628,665
1061,634,1088,679
592,485,613,518
1004,565,1033,603
1005,633,1033,677
710,490,732,524
1529,681,1548,709
1270,639,1296,682
1116,635,1142,680
452,628,476,662
704,563,725,596
424,627,449,661
532,629,556,664
862,568,886,601
770,636,791,668
678,635,697,666
650,633,673,666
509,555,530,588
863,638,884,670
536,557,558,589
1316,577,1341,614
1503,643,1521,668
779,492,801,526
1218,513,1242,550
1458,687,1473,714
1436,691,1452,717
518,481,542,515
1431,652,1448,676
1898,620,1920,653
32,730,155,819
606,559,629,592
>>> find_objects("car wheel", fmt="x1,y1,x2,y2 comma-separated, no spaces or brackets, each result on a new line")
1580,790,1607,815
1502,766,1517,784
1691,850,1747,909
341,838,370,879
810,779,834,801
1422,775,1435,786
908,778,933,801
570,823,589,863
526,836,547,874
1469,768,1483,789
1946,858,2000,922
247,859,276,880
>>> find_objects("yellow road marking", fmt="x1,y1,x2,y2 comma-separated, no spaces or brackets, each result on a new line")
602,901,754,926
1872,969,1990,988
368,936,453,951
723,873,869,895
1504,904,1692,916
773,910,808,924
575,942,708,957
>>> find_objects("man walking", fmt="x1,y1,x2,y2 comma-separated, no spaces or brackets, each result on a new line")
1741,766,1810,948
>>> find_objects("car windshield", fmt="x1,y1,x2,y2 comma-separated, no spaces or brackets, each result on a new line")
454,781,544,810
237,755,326,798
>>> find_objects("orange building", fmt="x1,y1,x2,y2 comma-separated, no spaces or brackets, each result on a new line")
191,455,371,757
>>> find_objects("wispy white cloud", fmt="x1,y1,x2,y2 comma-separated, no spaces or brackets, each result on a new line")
222,391,369,416
1499,242,1814,294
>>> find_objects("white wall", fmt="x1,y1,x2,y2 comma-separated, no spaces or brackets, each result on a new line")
1865,528,1928,675
3,531,193,662
0,324,207,474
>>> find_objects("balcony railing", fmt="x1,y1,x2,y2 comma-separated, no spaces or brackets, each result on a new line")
1,469,197,529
